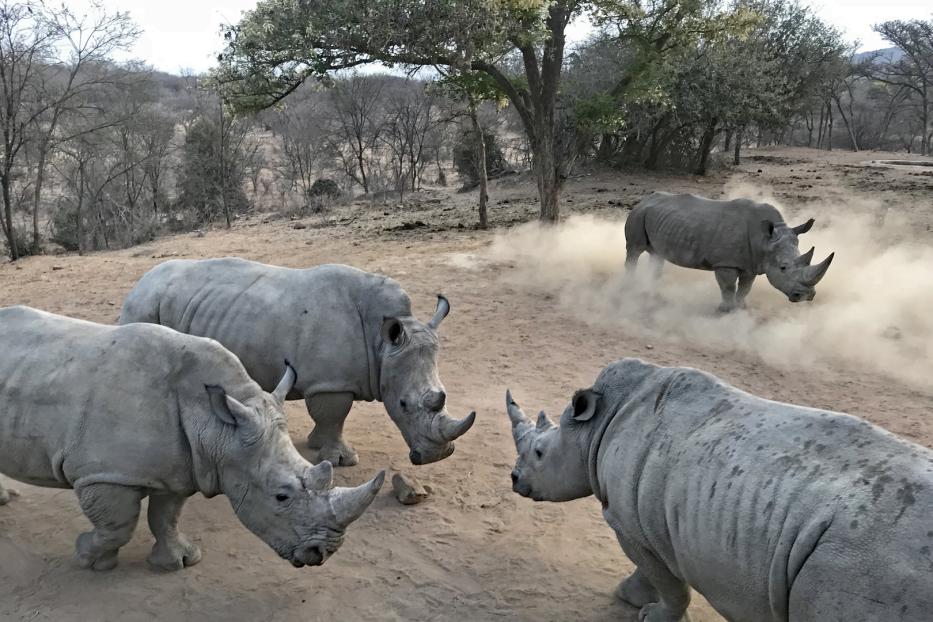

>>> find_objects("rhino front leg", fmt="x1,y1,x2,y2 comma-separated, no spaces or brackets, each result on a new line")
74,484,144,571
623,545,691,622
616,566,660,608
0,480,15,505
147,492,202,571
306,392,359,466
735,272,756,309
714,268,740,313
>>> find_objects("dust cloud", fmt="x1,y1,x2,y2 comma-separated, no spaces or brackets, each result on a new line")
485,184,933,389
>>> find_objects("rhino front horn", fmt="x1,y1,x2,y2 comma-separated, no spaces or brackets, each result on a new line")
438,410,476,443
331,470,385,528
803,252,834,286
506,390,534,445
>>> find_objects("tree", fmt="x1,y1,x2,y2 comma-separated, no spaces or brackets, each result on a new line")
216,0,749,222
870,19,933,155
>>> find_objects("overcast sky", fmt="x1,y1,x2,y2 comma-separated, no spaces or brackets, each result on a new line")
67,0,932,75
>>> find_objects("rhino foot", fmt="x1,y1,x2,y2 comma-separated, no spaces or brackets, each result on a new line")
308,435,359,467
716,302,737,314
148,536,202,571
0,486,17,506
75,533,120,571
638,603,691,622
616,570,659,608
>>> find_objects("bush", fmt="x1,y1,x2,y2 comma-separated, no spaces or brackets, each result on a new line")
452,129,506,187
2,226,40,258
50,206,80,251
309,178,340,198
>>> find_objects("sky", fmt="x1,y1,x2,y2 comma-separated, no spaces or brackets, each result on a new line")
66,0,933,75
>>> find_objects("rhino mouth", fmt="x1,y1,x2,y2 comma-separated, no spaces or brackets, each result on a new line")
788,291,815,303
288,543,335,568
409,442,455,465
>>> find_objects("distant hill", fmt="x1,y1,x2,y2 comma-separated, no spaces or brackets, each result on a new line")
853,47,904,64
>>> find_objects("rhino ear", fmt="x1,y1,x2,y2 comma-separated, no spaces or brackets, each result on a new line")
761,220,776,240
571,389,599,422
205,385,256,427
381,317,405,348
792,218,815,235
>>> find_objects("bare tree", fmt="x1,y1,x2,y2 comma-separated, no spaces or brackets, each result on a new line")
327,74,385,194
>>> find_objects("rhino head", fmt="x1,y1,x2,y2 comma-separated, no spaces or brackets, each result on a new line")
761,218,834,302
504,389,593,502
208,364,385,567
379,295,475,465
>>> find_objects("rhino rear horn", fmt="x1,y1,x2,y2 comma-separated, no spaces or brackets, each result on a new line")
438,410,476,443
330,470,385,528
428,294,450,330
792,218,815,235
795,246,815,266
536,410,555,432
803,252,834,286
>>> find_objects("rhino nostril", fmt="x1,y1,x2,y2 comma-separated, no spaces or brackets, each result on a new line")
425,390,446,412
410,450,423,465
511,471,519,485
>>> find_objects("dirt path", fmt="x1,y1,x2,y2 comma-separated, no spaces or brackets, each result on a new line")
1,147,931,621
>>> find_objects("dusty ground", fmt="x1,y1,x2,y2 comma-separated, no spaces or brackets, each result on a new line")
1,147,932,621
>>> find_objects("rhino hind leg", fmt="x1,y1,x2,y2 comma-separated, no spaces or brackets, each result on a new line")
147,492,201,571
306,392,358,467
616,566,660,608
74,484,144,571
714,268,741,313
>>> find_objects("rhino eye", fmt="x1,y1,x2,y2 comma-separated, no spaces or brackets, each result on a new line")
534,448,543,459
780,266,787,272
276,493,290,503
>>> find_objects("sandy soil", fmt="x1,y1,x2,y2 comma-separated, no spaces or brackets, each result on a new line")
1,147,932,622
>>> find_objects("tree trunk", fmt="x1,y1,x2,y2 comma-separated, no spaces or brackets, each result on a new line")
694,119,719,176
834,96,859,151
827,104,834,151
817,103,826,149
1,174,17,260
723,129,733,153
534,131,561,223
470,106,488,230
32,144,49,253
733,127,744,165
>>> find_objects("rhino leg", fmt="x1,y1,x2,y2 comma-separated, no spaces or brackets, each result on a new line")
648,253,664,280
735,271,756,309
306,392,359,467
714,268,740,313
615,566,660,608
147,492,202,571
0,481,13,506
625,247,643,275
74,484,144,571
624,546,691,622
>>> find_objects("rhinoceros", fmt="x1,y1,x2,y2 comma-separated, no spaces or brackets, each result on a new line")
505,358,933,622
625,192,834,311
118,258,475,466
0,306,384,571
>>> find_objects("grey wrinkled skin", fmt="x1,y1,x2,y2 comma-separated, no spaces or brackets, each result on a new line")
119,259,475,466
506,358,933,622
0,306,384,571
625,192,834,312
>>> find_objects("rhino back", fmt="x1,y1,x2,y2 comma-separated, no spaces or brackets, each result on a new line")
636,194,781,272
597,365,933,621
0,306,257,492
121,258,411,399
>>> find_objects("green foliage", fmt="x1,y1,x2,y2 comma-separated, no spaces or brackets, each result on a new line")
453,129,506,185
174,116,250,225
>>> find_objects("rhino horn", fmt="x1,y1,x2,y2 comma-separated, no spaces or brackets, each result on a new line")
437,410,476,443
506,390,534,447
428,294,450,330
792,218,815,235
272,360,297,403
330,470,385,528
536,410,555,432
795,246,815,266
803,252,834,286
